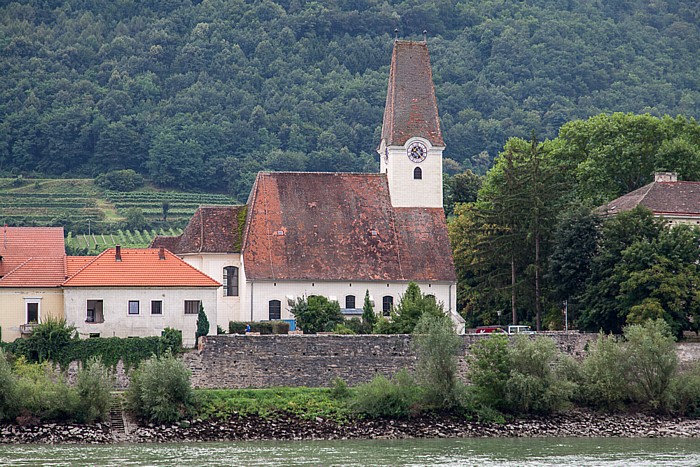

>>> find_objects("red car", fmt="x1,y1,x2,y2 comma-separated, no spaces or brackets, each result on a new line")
475,326,506,334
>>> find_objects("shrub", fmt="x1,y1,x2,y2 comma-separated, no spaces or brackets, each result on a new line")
251,322,273,334
412,313,462,409
95,169,144,191
75,357,113,423
217,325,226,335
271,321,290,334
378,283,445,334
623,319,678,409
229,321,247,334
195,303,209,346
0,349,19,422
13,359,79,422
333,323,356,335
350,370,421,418
291,296,343,334
361,290,377,332
578,333,628,410
467,334,511,412
15,316,77,363
330,377,351,399
161,328,183,351
126,351,194,424
669,363,700,417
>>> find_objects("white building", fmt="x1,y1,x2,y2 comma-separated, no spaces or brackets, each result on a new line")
152,39,461,330
62,246,219,347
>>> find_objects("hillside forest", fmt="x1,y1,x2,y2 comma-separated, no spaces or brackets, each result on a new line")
2,0,700,200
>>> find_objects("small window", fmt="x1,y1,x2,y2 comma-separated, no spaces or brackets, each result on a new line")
89,333,100,338
184,300,200,315
86,300,104,323
425,294,436,303
151,301,162,315
128,301,139,315
345,295,356,309
223,266,239,297
26,302,39,324
269,300,281,320
414,167,422,180
382,295,393,316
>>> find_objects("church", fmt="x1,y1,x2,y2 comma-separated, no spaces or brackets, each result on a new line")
151,40,460,330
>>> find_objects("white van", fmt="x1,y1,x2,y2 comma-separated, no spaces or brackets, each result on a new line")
507,325,536,335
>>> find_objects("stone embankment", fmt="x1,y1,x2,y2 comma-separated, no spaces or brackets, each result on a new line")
1,410,698,444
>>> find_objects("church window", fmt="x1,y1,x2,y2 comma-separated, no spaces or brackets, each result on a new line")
223,266,239,297
269,300,281,320
345,295,356,309
414,167,422,180
382,295,393,316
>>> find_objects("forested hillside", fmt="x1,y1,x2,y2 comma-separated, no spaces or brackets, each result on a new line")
1,0,699,200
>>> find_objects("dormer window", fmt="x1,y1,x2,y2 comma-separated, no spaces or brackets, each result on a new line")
414,167,422,180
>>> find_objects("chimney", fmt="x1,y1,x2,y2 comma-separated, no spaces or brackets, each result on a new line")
159,247,165,260
654,172,677,183
115,245,122,262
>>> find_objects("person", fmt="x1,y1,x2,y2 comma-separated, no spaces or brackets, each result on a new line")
245,323,251,333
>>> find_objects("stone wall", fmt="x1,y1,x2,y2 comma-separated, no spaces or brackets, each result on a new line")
184,332,599,389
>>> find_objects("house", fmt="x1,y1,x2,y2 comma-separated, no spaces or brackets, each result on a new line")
0,227,67,342
62,246,219,346
600,172,700,226
152,39,462,330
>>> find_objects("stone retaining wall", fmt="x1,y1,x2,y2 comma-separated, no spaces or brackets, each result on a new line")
184,332,598,389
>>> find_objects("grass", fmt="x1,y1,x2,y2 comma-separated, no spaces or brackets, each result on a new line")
194,387,353,423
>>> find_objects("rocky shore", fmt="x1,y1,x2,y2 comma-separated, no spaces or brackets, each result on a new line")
1,410,699,444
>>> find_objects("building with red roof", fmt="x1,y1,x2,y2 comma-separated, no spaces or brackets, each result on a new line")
0,227,67,341
152,40,461,330
63,246,219,346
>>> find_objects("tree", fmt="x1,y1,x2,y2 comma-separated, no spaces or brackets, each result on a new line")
195,302,209,346
125,207,147,230
162,201,170,222
376,283,445,334
290,295,343,334
361,289,376,332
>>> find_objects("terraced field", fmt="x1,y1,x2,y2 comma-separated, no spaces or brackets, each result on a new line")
65,228,184,251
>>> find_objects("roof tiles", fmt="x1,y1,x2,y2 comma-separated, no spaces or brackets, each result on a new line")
602,180,700,216
0,227,66,287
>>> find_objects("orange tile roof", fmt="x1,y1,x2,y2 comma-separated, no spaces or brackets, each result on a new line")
63,247,221,287
0,227,66,287
66,256,93,276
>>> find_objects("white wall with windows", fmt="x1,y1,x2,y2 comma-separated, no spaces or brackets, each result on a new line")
177,253,246,327
63,286,218,346
243,280,458,328
0,289,63,342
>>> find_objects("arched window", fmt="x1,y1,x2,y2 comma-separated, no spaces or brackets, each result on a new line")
425,294,436,303
413,167,422,180
345,295,356,309
223,266,239,296
382,295,393,316
269,300,281,320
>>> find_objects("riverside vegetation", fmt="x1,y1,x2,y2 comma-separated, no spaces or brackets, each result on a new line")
1,314,700,443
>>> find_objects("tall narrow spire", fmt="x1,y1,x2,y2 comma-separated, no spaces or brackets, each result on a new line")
380,40,444,149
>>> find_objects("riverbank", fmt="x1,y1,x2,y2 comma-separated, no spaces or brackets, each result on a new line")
1,410,698,444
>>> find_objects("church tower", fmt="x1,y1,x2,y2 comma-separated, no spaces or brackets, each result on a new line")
378,39,445,208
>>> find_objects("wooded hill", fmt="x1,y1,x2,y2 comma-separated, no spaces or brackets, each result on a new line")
1,0,699,200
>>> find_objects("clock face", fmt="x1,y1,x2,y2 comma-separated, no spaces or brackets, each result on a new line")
407,141,427,163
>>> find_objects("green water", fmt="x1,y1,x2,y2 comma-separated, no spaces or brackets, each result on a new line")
2,438,700,466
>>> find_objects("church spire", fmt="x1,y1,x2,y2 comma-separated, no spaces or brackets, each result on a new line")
380,40,444,149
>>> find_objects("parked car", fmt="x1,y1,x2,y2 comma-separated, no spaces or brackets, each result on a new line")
507,325,536,335
475,325,507,334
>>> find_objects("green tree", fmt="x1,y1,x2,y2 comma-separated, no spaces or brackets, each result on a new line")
291,295,343,334
0,349,19,422
361,289,376,332
125,207,147,231
195,303,209,347
376,283,445,334
75,357,113,423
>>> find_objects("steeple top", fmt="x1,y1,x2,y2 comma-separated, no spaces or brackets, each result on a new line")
380,40,444,148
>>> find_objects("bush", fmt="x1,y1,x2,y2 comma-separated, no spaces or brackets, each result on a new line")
251,322,273,334
467,334,511,412
350,370,421,418
195,303,209,346
15,316,77,363
377,283,445,334
0,349,19,422
412,313,462,409
95,169,144,191
669,363,700,417
161,328,183,351
291,296,343,334
13,359,79,423
75,357,113,423
271,321,290,334
229,322,247,334
577,333,628,411
330,377,351,399
126,351,194,424
333,323,356,335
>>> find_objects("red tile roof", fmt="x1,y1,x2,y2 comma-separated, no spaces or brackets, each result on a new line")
63,247,221,287
601,180,700,216
66,256,93,276
0,227,66,287
150,206,246,254
243,172,455,282
380,40,444,148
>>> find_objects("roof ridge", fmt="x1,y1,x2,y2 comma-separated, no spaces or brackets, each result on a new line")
161,248,220,285
63,249,110,283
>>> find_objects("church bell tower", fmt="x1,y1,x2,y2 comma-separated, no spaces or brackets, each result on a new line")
378,39,445,208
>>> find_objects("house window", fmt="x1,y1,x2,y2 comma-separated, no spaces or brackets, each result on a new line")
269,300,281,320
382,295,393,316
414,167,422,180
26,302,39,324
345,295,356,309
223,266,239,297
426,294,436,303
86,300,104,323
184,300,200,315
151,301,162,315
128,301,139,315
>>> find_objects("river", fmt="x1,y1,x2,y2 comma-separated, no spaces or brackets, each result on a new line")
2,438,700,466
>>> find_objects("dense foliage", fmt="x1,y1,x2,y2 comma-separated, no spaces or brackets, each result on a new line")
290,295,343,334
374,282,446,334
2,1,699,200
